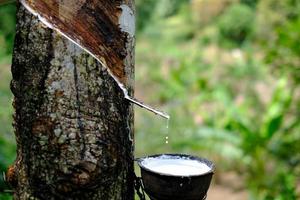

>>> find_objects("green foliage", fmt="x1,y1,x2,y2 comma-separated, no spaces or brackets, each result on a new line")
170,78,299,199
265,17,300,83
153,0,189,19
135,1,299,199
0,2,15,190
0,3,16,57
0,63,15,198
0,193,13,200
217,3,255,46
240,0,259,8
136,0,157,31
136,0,189,31
257,0,300,84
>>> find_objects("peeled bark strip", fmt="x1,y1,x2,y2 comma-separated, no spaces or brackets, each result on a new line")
8,1,134,199
20,0,133,84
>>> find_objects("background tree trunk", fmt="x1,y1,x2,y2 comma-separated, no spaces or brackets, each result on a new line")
7,1,135,199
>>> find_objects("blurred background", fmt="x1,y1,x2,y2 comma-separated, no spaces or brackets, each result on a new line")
0,0,300,199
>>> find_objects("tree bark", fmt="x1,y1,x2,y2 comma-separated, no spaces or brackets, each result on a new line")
7,1,135,199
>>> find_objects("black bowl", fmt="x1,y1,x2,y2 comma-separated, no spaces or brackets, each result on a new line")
136,154,214,200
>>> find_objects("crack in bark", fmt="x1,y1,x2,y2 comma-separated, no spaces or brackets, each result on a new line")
73,55,86,160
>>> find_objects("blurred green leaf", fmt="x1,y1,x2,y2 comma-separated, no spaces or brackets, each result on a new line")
261,78,292,139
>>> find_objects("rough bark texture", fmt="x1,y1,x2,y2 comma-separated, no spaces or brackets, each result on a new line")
7,1,135,199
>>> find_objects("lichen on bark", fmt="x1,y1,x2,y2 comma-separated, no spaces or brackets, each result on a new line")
8,1,135,199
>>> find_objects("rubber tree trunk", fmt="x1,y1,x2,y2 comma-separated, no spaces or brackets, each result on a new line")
7,1,135,199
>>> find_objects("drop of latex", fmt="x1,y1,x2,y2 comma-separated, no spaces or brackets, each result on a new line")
165,118,170,144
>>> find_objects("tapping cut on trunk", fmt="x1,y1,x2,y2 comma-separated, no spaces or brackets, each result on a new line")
21,0,169,119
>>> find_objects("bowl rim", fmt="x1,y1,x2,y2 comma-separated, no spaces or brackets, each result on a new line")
136,153,215,177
